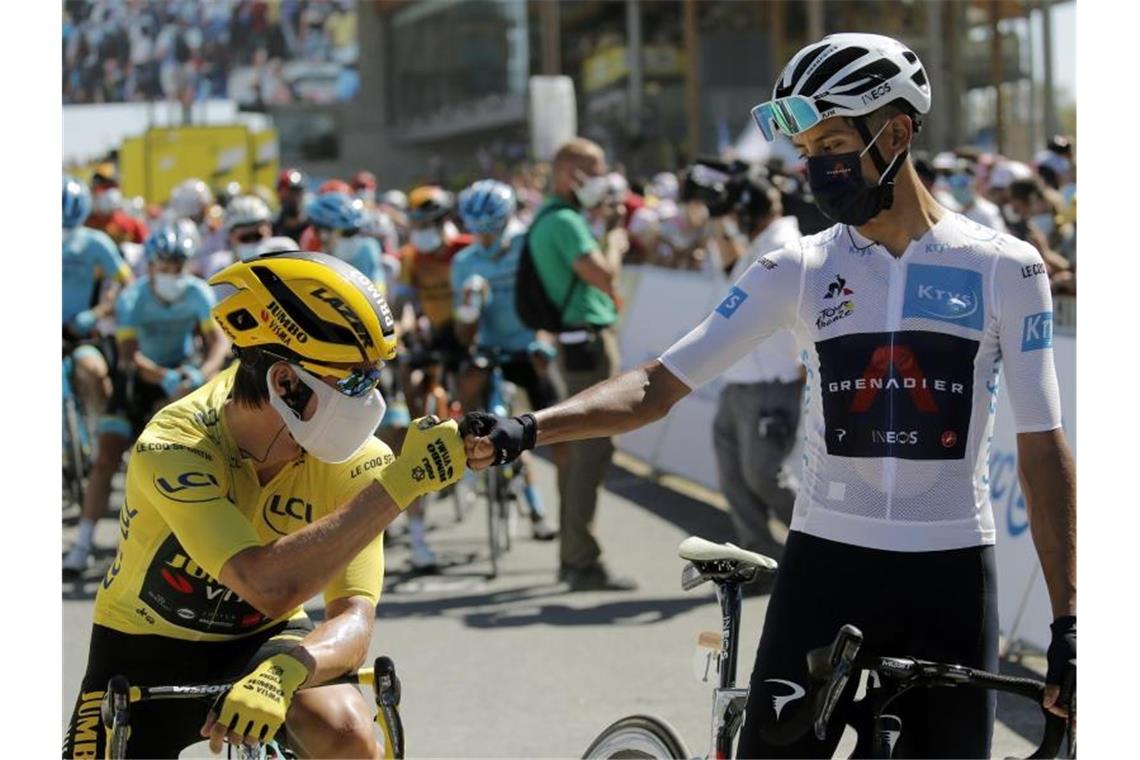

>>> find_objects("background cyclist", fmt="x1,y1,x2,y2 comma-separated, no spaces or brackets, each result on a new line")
195,194,275,280
452,179,558,541
63,174,133,432
306,191,389,298
64,224,229,577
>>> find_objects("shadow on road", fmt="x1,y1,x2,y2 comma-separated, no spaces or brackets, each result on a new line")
602,460,736,544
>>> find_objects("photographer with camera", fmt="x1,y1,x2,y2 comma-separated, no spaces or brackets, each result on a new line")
706,169,805,561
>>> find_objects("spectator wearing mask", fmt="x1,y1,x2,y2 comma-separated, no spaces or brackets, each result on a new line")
708,172,804,559
86,164,148,247
1008,178,1075,294
527,137,634,591
913,152,961,212
984,159,1034,229
273,167,310,241
934,154,1006,233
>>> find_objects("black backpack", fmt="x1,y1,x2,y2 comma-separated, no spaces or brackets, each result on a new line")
515,205,582,332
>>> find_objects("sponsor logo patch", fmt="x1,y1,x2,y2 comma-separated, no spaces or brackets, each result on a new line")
816,331,978,460
715,287,749,318
901,264,985,330
1021,311,1053,351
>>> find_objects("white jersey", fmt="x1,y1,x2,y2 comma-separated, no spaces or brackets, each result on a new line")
660,213,1062,552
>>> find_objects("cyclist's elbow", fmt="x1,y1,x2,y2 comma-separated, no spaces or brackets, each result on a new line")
221,550,304,619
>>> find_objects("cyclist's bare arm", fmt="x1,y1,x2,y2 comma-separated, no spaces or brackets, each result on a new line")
197,323,230,379
219,481,400,619
1018,428,1076,620
288,595,376,685
117,338,169,386
535,360,689,446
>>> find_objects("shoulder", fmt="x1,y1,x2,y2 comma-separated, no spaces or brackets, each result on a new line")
452,245,479,267
943,212,1040,268
186,276,216,304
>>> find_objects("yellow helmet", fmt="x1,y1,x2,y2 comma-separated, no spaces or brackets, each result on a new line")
210,252,398,380
407,185,453,223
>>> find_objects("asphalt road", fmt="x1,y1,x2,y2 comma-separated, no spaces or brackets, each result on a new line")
63,453,1052,758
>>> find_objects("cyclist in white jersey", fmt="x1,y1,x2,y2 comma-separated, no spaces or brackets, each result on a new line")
462,33,1075,758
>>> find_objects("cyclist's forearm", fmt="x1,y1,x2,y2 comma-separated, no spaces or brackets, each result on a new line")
198,329,229,378
1017,429,1077,618
221,482,401,618
534,360,688,445
289,596,374,686
127,348,169,385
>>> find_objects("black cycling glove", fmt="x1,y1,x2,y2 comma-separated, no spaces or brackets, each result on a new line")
1046,615,1076,700
459,412,537,465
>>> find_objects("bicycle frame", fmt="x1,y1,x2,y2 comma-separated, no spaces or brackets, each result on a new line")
100,656,405,760
707,579,748,760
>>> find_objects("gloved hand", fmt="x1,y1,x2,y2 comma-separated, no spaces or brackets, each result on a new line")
203,652,309,753
460,412,536,467
1044,615,1076,718
376,416,465,509
181,365,206,390
72,309,98,335
160,368,184,397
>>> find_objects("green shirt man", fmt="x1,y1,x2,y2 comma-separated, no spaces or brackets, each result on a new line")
529,196,618,328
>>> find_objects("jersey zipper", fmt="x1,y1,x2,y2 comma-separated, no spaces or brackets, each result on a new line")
881,251,908,518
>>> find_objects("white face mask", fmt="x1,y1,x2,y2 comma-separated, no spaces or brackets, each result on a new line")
267,364,387,464
237,242,261,261
574,172,610,209
92,189,121,215
410,227,443,252
153,272,189,302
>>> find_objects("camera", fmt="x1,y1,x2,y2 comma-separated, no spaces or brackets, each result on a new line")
679,157,751,217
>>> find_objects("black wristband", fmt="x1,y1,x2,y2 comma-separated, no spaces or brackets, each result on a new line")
515,413,538,452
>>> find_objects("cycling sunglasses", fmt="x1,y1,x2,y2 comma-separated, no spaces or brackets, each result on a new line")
234,229,267,244
263,350,385,398
750,95,825,142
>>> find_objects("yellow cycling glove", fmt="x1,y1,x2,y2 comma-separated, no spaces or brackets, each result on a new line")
377,416,466,509
214,652,309,745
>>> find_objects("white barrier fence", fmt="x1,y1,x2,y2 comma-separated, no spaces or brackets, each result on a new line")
614,265,1076,650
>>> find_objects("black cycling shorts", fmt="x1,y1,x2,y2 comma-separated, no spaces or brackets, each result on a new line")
100,374,169,440
62,618,314,759
495,351,563,411
736,531,999,759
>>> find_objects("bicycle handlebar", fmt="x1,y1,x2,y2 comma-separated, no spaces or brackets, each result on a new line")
765,625,1073,759
123,666,377,704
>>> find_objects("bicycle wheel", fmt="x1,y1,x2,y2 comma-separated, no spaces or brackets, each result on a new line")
582,714,690,759
63,395,88,510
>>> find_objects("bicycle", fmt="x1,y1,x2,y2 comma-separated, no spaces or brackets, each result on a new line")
467,349,530,579
62,353,91,514
100,655,405,760
582,536,1075,759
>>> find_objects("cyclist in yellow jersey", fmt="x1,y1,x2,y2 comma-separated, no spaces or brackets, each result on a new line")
63,251,465,759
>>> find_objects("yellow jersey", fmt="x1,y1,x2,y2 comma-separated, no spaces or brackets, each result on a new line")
93,365,392,642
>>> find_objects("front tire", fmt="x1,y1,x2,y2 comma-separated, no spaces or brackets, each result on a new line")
582,715,690,759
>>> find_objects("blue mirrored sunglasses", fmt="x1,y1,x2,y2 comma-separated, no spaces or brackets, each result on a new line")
750,95,824,142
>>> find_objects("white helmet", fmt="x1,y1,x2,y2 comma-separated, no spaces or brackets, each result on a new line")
754,33,931,142
650,172,679,202
988,161,1034,190
380,190,408,211
225,194,271,231
257,236,299,255
170,178,213,218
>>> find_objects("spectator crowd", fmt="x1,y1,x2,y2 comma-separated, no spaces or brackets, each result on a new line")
63,0,359,106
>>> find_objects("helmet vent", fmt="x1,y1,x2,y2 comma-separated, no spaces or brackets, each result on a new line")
911,69,928,88
800,46,867,96
228,309,258,331
902,51,918,64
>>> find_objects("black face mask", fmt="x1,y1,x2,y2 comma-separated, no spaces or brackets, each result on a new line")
806,119,907,227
